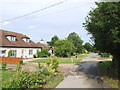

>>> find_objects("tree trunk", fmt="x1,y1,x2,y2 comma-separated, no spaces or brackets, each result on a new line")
112,55,120,88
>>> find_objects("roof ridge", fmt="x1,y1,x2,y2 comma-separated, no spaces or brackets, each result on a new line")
0,29,27,37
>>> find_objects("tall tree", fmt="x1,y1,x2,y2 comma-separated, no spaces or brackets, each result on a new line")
83,43,93,52
83,2,120,79
54,40,76,57
47,35,59,46
67,32,83,53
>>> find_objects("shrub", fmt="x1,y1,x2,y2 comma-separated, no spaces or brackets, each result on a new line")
33,54,37,58
99,52,110,57
38,63,53,76
2,62,7,70
16,64,22,71
19,59,23,64
37,48,51,58
47,57,59,74
8,50,12,57
3,65,53,88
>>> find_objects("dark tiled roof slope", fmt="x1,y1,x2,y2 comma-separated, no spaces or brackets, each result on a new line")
0,29,42,48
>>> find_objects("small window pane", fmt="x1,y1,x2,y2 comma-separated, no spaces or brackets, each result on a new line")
29,50,33,55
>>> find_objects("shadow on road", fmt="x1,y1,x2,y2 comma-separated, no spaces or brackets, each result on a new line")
74,61,110,88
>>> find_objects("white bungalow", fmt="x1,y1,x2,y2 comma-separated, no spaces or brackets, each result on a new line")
0,29,42,58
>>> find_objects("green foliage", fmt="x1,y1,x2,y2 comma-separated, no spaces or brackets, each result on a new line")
83,2,120,77
47,57,59,73
8,50,12,57
38,63,53,75
54,40,76,57
37,48,51,58
33,54,37,58
83,2,120,56
83,43,94,52
2,65,53,88
46,75,64,88
47,35,59,46
98,61,119,88
1,62,7,70
67,32,83,53
99,52,110,57
19,59,23,64
16,64,22,71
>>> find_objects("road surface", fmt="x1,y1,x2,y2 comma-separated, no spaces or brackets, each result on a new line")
56,53,110,88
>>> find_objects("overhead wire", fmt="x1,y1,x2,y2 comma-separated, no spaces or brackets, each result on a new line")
0,0,67,22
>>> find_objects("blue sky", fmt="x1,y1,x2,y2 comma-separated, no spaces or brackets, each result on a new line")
0,0,98,44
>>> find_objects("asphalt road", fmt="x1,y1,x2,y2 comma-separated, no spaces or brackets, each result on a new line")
56,53,109,88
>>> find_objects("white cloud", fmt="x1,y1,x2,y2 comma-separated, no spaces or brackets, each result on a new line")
2,21,10,26
27,25,36,29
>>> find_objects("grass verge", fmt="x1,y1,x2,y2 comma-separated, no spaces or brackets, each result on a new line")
1,70,15,82
31,58,82,64
31,54,88,64
98,61,119,88
45,75,64,88
99,55,112,60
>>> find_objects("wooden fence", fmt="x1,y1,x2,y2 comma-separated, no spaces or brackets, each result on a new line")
0,57,22,64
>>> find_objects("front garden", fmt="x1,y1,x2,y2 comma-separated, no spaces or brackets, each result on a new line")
1,57,64,89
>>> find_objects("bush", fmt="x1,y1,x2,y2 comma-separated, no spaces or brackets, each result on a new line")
99,52,110,57
8,50,12,57
2,65,53,88
19,59,23,64
37,48,51,58
2,62,7,70
33,54,37,58
16,64,22,71
47,57,59,74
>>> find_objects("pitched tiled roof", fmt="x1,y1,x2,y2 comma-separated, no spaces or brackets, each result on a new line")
37,42,53,50
0,29,42,48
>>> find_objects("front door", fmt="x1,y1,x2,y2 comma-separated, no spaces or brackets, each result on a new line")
22,49,27,58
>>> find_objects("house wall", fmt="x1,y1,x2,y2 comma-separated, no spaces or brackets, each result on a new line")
0,47,41,58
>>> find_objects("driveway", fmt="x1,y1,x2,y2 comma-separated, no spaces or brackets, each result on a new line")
56,53,110,88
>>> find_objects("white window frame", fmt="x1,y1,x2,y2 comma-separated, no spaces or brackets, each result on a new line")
0,50,6,54
29,50,33,55
7,36,16,41
11,50,17,57
23,38,30,43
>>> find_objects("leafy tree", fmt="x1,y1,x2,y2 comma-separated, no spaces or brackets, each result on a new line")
83,43,93,52
47,35,59,46
37,48,51,57
54,40,76,57
67,32,83,53
83,2,120,79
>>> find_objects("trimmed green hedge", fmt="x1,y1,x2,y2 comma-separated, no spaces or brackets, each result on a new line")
99,52,110,57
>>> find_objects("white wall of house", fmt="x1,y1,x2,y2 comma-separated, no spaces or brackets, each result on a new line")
0,47,41,58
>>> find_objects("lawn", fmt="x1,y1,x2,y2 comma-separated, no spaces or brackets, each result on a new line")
1,70,15,82
98,61,119,88
71,54,88,58
31,54,88,64
45,75,64,88
99,56,112,60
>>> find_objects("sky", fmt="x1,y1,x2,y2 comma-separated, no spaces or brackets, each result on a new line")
0,0,98,44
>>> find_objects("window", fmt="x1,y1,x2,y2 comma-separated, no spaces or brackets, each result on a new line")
37,49,39,53
0,50,6,54
7,36,16,41
23,38,30,42
0,50,6,56
11,50,17,57
29,50,33,55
